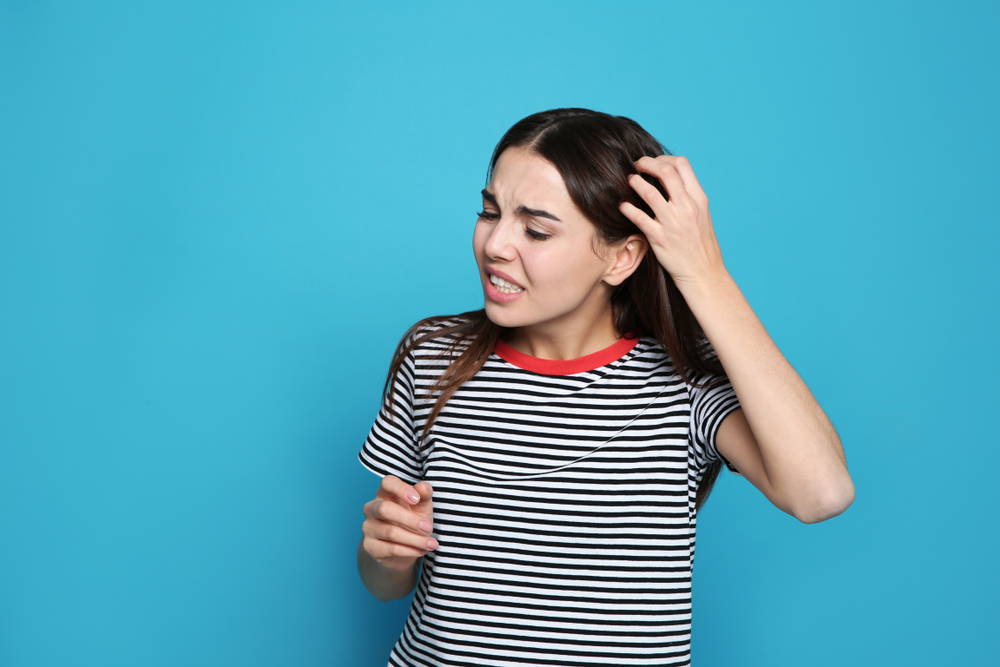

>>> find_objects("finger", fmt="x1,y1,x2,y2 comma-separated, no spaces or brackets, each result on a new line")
377,478,433,519
653,155,708,204
363,513,440,551
363,512,440,552
619,200,658,237
411,481,434,516
363,536,433,562
634,157,693,211
626,172,671,219
377,474,422,506
364,497,434,534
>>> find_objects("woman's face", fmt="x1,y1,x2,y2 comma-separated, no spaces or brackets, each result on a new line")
473,148,622,337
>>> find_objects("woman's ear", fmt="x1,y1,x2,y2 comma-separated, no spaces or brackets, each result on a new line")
604,235,648,286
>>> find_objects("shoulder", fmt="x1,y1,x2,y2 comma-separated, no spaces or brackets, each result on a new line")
391,311,487,370
621,337,734,409
402,314,478,351
625,336,675,372
588,336,689,395
629,335,726,382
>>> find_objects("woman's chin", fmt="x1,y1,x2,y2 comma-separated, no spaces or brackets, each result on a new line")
483,301,526,329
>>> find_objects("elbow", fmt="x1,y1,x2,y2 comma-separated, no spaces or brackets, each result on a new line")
791,477,855,524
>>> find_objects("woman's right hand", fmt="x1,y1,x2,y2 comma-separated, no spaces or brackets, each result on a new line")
361,475,437,573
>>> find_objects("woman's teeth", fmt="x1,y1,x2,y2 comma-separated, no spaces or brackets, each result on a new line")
489,274,523,294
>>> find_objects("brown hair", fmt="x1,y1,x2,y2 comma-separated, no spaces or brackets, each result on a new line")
384,108,727,509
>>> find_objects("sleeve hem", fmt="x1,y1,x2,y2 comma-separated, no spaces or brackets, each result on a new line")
708,401,744,477
357,450,420,486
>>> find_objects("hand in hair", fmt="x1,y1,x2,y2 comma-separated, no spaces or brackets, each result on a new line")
619,155,725,289
358,475,437,600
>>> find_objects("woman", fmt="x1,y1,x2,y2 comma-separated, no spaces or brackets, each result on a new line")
357,108,854,666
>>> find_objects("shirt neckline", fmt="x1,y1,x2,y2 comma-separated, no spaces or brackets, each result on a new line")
493,336,640,376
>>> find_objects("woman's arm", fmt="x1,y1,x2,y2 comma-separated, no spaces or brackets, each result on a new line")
621,156,854,523
359,475,437,600
684,274,853,523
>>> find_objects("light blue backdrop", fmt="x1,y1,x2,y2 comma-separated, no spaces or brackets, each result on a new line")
2,2,997,665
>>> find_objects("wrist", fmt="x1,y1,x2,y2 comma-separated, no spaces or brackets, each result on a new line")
357,541,421,601
674,265,737,309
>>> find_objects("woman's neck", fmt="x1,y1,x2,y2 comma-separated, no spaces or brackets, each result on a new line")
503,309,621,361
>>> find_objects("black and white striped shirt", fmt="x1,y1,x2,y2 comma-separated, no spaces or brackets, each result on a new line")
360,322,740,666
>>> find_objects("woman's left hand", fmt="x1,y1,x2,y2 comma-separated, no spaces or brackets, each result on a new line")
619,155,726,291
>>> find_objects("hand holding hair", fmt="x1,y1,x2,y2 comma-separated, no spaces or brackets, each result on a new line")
619,155,726,291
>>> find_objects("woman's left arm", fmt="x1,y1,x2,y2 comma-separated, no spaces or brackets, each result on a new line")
621,155,854,524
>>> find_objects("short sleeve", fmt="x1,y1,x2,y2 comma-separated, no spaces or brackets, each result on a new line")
689,372,742,475
358,349,424,485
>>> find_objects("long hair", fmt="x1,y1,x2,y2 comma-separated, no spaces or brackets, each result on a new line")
384,108,727,509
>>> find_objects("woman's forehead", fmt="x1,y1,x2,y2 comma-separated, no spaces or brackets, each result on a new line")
487,148,573,210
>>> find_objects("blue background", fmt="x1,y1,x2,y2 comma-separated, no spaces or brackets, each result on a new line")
2,2,998,665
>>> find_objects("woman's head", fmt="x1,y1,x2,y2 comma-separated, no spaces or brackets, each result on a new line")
482,108,688,350
474,145,648,334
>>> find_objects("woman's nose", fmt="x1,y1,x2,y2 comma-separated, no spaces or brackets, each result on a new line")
483,218,517,261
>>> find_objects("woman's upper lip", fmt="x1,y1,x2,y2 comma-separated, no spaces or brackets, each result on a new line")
484,266,524,289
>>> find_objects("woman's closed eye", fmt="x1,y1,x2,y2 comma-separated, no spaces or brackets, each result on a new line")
477,210,550,241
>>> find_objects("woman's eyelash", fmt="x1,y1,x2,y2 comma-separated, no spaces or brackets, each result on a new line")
477,210,549,240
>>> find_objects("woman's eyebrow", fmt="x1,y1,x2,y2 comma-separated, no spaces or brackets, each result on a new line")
516,205,561,222
480,189,561,222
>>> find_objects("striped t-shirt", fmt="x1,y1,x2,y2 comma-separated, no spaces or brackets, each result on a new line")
360,323,740,667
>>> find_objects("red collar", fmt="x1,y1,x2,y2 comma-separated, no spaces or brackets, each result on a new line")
493,336,639,375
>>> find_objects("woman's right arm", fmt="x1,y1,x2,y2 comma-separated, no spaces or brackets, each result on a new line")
358,475,438,601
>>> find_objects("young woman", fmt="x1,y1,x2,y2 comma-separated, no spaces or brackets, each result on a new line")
357,108,854,667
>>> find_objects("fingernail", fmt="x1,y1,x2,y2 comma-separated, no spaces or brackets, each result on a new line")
419,520,432,533
406,492,420,504
426,538,439,550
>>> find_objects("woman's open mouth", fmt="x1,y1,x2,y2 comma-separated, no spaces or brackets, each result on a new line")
484,268,525,303
489,273,523,294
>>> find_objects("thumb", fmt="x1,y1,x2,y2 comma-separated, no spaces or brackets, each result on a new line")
412,481,434,518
